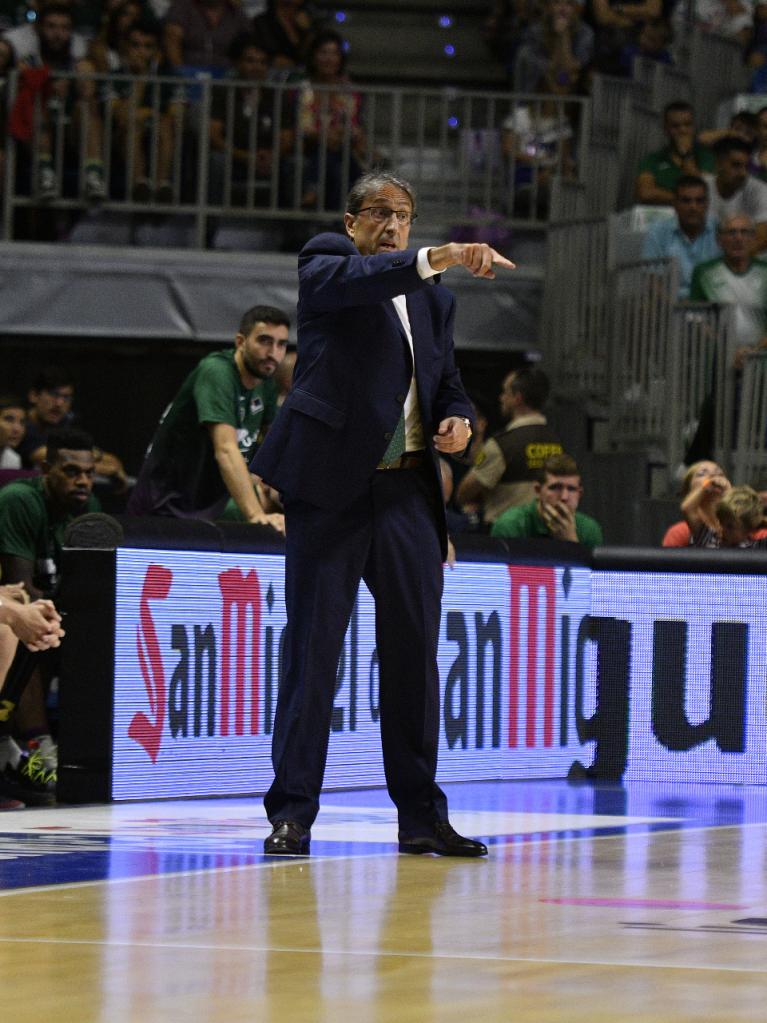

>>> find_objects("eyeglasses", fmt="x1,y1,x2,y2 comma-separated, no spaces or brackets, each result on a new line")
355,206,417,225
720,228,755,236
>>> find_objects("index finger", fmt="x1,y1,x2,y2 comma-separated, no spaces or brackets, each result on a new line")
490,249,516,269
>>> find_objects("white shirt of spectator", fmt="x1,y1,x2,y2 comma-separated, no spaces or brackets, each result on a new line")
3,22,87,64
695,0,754,40
703,172,767,228
503,107,572,168
698,259,767,355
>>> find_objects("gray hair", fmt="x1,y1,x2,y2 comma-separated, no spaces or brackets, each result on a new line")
345,171,416,215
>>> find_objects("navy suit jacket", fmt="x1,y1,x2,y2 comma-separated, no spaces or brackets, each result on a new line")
252,232,474,516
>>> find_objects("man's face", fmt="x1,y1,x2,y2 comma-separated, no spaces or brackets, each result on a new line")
499,372,519,420
30,384,74,427
125,30,158,73
664,108,695,151
718,216,755,263
45,448,96,513
37,14,72,56
344,184,414,256
717,150,749,193
237,320,289,379
237,45,270,81
674,185,708,234
536,473,582,515
0,406,26,448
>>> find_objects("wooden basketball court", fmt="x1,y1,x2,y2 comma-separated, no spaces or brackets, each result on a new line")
2,780,766,1021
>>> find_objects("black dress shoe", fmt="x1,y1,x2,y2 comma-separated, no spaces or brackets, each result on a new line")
264,820,311,855
398,820,488,857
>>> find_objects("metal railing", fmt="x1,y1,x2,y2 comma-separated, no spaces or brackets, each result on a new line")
731,351,767,485
617,102,665,209
606,258,678,449
542,217,610,398
2,70,591,245
666,303,731,475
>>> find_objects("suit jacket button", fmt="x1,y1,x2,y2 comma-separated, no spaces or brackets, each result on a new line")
396,393,406,403
384,432,393,441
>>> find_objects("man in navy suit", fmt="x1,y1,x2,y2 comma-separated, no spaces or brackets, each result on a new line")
253,171,514,856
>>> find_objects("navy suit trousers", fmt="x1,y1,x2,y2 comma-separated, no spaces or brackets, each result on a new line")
265,463,449,833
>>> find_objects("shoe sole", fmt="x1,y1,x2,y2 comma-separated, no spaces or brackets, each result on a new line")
398,841,487,857
263,842,310,856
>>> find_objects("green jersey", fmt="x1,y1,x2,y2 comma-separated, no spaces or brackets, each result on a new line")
638,143,715,193
0,476,100,592
129,349,278,519
490,498,603,549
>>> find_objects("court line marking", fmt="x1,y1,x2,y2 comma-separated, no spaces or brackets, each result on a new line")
0,934,764,974
0,820,764,899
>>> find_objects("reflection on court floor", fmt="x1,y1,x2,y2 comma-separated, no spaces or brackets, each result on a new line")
2,781,767,1022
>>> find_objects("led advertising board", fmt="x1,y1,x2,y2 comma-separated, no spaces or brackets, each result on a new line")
113,549,593,800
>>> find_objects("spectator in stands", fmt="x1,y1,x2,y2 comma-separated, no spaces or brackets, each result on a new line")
5,2,106,201
502,93,577,218
751,104,767,179
491,451,603,547
662,459,731,546
695,0,754,48
0,426,99,803
636,101,715,206
485,0,541,67
0,396,26,470
513,0,594,93
20,365,129,494
641,174,721,297
0,583,64,809
617,17,672,75
128,303,289,527
296,30,367,211
87,0,145,73
19,365,74,466
590,0,662,75
690,213,767,364
703,136,767,253
252,0,321,72
457,367,563,528
691,484,767,546
699,109,759,151
164,0,250,77
209,34,294,206
110,18,180,203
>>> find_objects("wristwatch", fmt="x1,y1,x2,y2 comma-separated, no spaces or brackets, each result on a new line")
458,417,473,439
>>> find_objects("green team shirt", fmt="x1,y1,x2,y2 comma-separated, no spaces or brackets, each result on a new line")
130,349,278,519
638,143,715,193
690,256,767,355
0,476,100,591
490,498,603,549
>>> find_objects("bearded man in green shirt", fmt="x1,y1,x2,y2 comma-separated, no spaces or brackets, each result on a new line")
129,304,289,529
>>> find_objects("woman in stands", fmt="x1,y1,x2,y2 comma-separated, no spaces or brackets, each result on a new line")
296,29,366,211
662,459,731,547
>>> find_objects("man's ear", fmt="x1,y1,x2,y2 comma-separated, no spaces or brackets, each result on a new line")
343,212,355,238
533,481,542,497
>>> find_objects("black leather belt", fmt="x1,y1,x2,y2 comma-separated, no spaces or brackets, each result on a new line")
376,450,427,471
